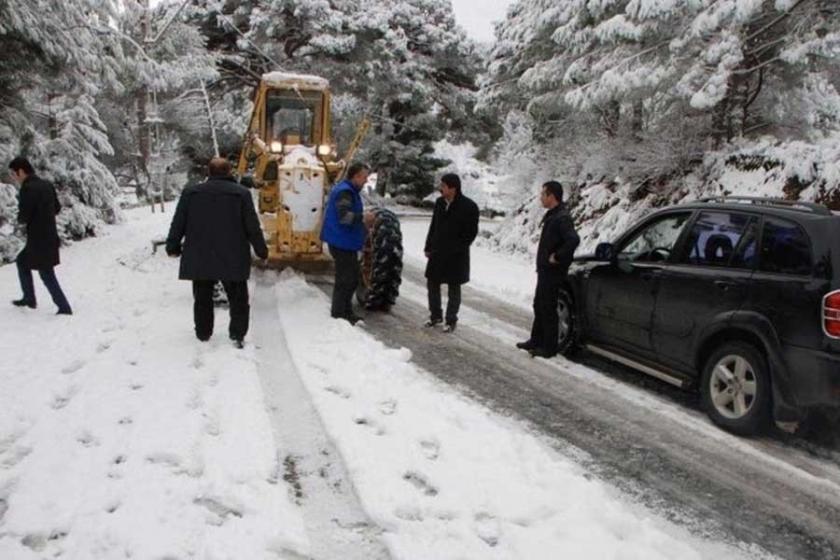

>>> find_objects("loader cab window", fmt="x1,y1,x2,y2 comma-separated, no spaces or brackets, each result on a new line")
266,90,323,147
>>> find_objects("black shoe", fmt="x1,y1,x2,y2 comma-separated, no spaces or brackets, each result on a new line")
529,347,557,358
196,334,211,342
424,318,442,328
12,299,36,309
348,314,365,326
56,308,73,316
516,340,536,351
232,338,244,349
442,322,456,333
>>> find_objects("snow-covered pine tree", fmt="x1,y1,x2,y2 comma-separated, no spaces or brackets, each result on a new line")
0,0,125,259
190,0,482,200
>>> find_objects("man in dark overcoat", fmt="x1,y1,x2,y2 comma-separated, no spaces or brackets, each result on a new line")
517,181,580,358
166,157,268,347
423,173,479,332
8,157,72,315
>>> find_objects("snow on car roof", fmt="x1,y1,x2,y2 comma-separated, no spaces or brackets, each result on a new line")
262,71,329,90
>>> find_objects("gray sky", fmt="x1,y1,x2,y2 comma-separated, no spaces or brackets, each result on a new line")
450,0,513,43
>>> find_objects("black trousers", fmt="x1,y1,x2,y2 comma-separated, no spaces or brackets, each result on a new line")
529,272,560,353
192,280,249,340
427,280,461,325
329,245,359,319
17,261,72,313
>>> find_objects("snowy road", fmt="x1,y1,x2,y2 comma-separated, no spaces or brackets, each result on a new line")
0,208,836,559
344,217,840,560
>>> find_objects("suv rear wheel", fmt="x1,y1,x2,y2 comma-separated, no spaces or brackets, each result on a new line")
701,342,771,435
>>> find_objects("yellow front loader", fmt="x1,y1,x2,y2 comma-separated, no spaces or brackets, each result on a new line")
237,72,366,271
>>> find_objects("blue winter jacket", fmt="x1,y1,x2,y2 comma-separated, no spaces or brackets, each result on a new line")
320,179,366,251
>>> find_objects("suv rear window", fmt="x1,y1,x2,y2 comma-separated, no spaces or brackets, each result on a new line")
681,211,754,267
759,217,812,276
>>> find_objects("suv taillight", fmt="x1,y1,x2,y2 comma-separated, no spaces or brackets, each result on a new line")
825,291,840,339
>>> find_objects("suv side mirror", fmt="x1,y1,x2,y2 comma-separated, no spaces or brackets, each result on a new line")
595,242,616,262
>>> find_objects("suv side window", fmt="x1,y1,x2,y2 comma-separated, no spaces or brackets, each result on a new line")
679,211,754,267
759,217,813,275
619,212,691,263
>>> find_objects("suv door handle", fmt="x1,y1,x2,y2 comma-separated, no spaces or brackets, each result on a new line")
714,280,737,291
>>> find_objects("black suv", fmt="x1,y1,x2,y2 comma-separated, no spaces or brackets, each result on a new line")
561,197,840,435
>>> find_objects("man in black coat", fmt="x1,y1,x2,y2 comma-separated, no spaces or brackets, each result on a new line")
517,181,580,358
423,173,479,332
166,157,268,347
8,157,72,315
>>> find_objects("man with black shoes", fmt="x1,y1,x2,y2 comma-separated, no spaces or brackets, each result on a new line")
517,181,580,358
320,162,375,325
423,173,479,333
8,157,72,315
166,157,268,348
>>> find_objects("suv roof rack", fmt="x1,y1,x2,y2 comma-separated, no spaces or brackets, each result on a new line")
699,196,833,216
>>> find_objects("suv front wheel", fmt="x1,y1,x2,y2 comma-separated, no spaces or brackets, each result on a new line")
557,288,578,356
701,342,771,435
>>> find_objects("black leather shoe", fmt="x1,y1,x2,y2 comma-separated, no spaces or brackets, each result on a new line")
529,347,557,359
232,339,244,349
516,340,536,351
424,318,442,328
443,322,456,333
56,309,73,316
12,299,36,309
196,334,211,342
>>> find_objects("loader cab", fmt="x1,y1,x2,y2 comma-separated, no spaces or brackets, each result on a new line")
265,89,328,151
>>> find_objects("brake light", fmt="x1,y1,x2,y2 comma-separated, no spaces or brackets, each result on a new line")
825,291,840,339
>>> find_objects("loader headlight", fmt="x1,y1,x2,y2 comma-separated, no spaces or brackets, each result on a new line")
317,144,332,156
270,141,284,153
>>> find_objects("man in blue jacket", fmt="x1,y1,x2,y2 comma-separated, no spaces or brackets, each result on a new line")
320,162,374,325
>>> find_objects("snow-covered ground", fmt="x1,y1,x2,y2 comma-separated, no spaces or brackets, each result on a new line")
0,208,771,559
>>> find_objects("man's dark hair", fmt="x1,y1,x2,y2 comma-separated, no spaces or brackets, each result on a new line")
542,180,564,203
9,157,34,176
346,162,370,181
441,173,461,192
208,157,232,178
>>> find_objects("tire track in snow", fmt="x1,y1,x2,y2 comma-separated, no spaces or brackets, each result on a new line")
252,274,391,560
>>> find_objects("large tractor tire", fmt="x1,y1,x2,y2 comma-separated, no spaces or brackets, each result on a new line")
357,208,403,311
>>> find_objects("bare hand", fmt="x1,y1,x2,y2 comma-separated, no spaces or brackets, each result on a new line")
549,253,558,264
363,211,376,227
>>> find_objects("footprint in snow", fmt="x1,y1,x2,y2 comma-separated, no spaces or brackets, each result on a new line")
96,340,113,353
1,445,32,469
76,431,100,448
51,386,78,410
378,399,397,416
324,385,351,399
353,416,386,436
473,512,501,548
419,438,440,461
61,360,85,375
403,471,438,496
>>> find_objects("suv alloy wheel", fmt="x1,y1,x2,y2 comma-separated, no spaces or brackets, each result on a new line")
701,341,771,435
557,288,577,356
